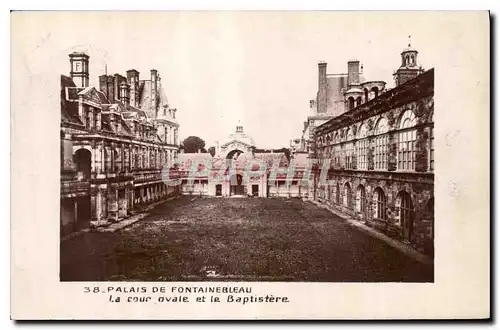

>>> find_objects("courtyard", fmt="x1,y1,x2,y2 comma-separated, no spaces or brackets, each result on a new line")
60,196,433,282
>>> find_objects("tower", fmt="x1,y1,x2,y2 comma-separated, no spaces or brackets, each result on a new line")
393,36,424,86
69,52,89,88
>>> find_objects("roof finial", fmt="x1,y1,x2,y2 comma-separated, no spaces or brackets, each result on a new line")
408,34,412,47
105,64,107,75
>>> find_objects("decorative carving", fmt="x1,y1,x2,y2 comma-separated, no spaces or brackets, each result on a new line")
387,110,396,127
352,125,357,136
367,118,374,131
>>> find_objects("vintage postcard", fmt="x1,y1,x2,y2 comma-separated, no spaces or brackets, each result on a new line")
10,11,490,319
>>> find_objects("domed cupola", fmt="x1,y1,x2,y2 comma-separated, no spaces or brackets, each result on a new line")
393,35,425,86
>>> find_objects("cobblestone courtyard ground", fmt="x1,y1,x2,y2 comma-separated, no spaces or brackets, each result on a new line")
60,196,433,282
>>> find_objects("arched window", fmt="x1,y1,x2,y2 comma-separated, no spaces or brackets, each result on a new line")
348,97,355,110
336,182,340,204
374,117,389,170
356,96,362,107
357,124,369,170
364,88,369,102
343,182,352,208
398,110,417,170
374,187,386,220
74,148,92,180
356,185,366,213
397,191,414,241
371,86,379,98
344,129,354,169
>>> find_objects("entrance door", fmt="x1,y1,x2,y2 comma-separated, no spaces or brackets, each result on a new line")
215,184,222,196
230,174,244,196
252,184,259,196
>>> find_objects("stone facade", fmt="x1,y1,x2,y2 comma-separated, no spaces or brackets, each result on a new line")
310,44,434,256
60,52,181,236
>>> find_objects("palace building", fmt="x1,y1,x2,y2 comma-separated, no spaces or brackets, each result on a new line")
60,52,181,235
175,125,310,198
310,42,434,256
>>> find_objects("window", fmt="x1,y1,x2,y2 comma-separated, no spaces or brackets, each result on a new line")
345,142,354,169
374,187,386,220
345,128,354,169
336,182,340,204
356,185,366,213
348,97,355,110
398,191,413,227
429,126,434,171
398,110,417,170
343,183,352,208
355,97,362,107
374,117,389,170
357,124,369,170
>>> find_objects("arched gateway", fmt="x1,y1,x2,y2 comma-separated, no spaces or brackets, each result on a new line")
176,125,309,198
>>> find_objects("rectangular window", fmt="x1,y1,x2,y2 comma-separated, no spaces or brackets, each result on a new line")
357,138,368,170
345,142,354,169
398,129,416,171
374,134,388,170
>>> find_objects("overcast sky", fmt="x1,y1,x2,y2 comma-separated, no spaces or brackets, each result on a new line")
17,11,439,148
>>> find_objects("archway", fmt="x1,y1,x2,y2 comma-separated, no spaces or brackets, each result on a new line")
226,149,244,160
74,148,91,180
230,174,244,196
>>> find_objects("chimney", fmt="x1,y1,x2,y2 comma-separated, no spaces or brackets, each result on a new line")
347,59,360,86
317,62,327,114
107,76,115,102
126,69,140,107
151,69,158,108
99,75,108,100
119,81,130,107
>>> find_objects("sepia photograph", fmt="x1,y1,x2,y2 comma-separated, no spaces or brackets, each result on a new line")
10,10,489,319
58,13,434,283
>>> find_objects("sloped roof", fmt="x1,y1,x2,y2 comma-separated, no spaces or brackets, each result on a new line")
77,86,110,104
254,152,288,168
290,152,309,168
60,75,83,126
177,153,213,170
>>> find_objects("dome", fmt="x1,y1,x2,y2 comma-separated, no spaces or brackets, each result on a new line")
227,125,255,146
345,87,363,94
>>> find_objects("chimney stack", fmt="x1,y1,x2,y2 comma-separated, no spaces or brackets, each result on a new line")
317,61,328,114
347,59,360,86
126,69,140,107
151,69,158,108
